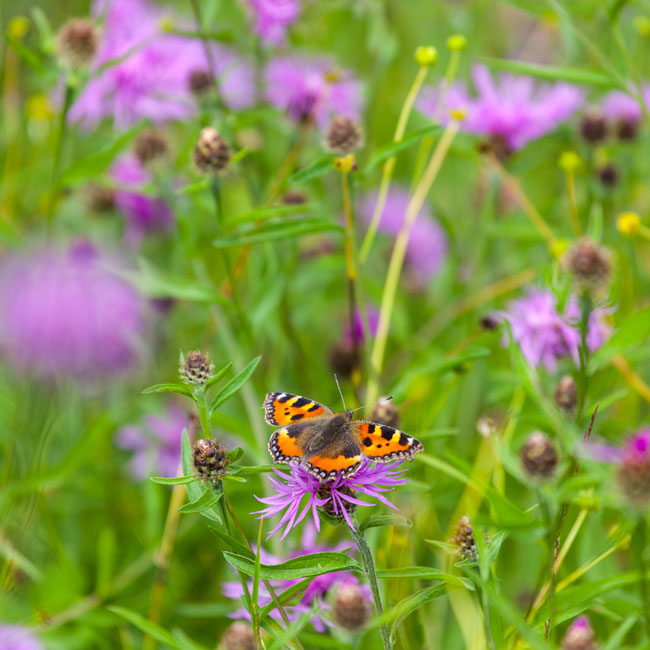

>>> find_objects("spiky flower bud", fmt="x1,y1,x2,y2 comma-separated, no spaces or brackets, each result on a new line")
134,129,168,165
565,238,611,292
193,127,230,174
561,616,598,650
85,183,115,213
318,483,357,519
325,116,363,154
192,438,228,482
56,18,98,68
370,398,400,428
554,375,577,415
451,515,477,561
188,68,213,96
329,341,360,379
333,582,371,631
520,432,558,479
579,110,607,144
597,164,618,188
180,350,214,386
221,620,255,650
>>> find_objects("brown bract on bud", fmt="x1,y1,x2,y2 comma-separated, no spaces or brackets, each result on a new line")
616,118,639,141
192,438,228,481
281,190,308,205
180,350,214,386
188,68,213,96
370,398,399,428
520,432,558,479
561,616,598,650
57,18,98,68
597,164,619,188
134,129,168,165
579,109,607,144
479,314,500,331
333,582,371,631
329,341,360,379
325,116,363,154
221,620,255,650
193,127,230,174
477,133,513,161
85,183,115,213
451,515,477,561
565,238,611,293
617,451,650,507
554,375,577,414
318,483,357,519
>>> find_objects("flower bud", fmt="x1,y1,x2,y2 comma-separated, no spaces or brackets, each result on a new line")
282,190,308,205
329,341,360,379
85,183,115,213
561,616,598,650
221,620,255,650
559,150,581,173
192,438,228,481
617,211,641,236
193,127,230,174
550,238,570,260
617,118,639,141
476,413,503,438
579,110,607,144
180,350,214,386
479,313,500,331
133,129,168,165
333,582,371,631
370,398,400,428
325,116,363,154
617,431,650,507
450,515,477,561
333,154,358,174
318,483,357,518
520,432,558,479
597,164,619,188
565,238,611,293
56,18,98,68
478,133,512,161
188,68,213,96
446,35,467,52
554,375,577,415
414,45,438,66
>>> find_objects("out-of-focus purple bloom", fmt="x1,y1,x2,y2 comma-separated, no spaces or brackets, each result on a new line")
417,64,584,151
600,89,649,124
241,0,300,45
564,296,613,353
358,187,447,288
111,154,173,246
0,241,147,382
343,307,379,344
561,616,597,649
0,625,44,650
255,460,407,539
265,56,363,129
116,405,189,479
69,0,254,130
501,289,610,372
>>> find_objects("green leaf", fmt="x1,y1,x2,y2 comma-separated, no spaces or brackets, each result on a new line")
258,579,311,623
223,551,361,580
287,155,333,184
108,605,179,648
210,356,261,412
375,567,473,589
267,608,315,650
226,447,244,463
178,488,222,514
222,474,248,483
171,628,209,650
225,203,313,227
175,180,209,195
207,526,254,559
142,383,193,397
365,124,443,173
231,465,275,475
359,514,412,532
213,219,343,248
204,362,233,389
150,475,197,485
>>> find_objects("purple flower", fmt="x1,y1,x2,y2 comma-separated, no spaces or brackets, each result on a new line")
255,459,407,539
111,154,173,246
343,307,380,345
358,187,447,288
417,64,584,151
600,89,649,124
0,241,147,382
69,0,254,130
241,0,301,45
116,405,189,479
265,56,363,129
0,625,43,650
501,289,610,372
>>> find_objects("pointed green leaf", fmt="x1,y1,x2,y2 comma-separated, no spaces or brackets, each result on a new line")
142,383,193,397
204,362,233,389
210,356,261,412
258,578,311,623
226,447,244,463
150,475,197,485
225,203,313,227
178,488,222,514
359,514,412,532
365,124,443,172
207,526,254,559
375,567,473,589
287,155,333,184
108,605,179,648
213,219,343,248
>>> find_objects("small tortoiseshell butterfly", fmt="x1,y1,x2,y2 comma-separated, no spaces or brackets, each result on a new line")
263,392,424,481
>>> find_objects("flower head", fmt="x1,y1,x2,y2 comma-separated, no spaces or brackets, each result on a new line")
255,460,407,539
561,615,598,650
56,18,98,68
0,241,147,382
0,625,44,650
265,56,363,129
417,64,584,152
358,187,447,290
116,405,190,479
601,88,650,139
241,0,301,45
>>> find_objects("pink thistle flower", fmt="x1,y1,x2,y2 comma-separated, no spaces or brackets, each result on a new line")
417,64,584,151
241,0,301,45
264,56,363,129
0,625,43,650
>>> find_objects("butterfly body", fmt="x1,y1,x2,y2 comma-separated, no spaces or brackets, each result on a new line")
263,392,424,481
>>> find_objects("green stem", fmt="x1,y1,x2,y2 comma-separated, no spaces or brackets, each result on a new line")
633,515,650,640
47,80,75,219
193,387,212,439
576,292,592,422
348,523,391,649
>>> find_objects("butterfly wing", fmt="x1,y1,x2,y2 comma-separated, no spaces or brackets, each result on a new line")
353,421,424,462
263,392,333,426
303,434,363,481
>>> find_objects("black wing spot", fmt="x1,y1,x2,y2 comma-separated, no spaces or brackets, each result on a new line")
380,426,394,441
399,432,409,446
308,404,320,412
367,424,376,434
292,397,310,408
278,394,292,403
362,437,372,447
377,444,382,448
291,414,304,421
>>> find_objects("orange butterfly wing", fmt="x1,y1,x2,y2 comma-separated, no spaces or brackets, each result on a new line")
353,421,424,462
263,392,331,426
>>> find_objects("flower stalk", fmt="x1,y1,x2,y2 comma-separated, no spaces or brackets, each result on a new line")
632,516,650,639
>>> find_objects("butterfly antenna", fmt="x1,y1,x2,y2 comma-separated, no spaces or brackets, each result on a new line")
350,395,394,414
333,374,347,412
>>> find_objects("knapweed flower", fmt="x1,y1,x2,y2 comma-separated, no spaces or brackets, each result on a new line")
255,459,407,539
111,155,174,246
501,289,610,371
601,88,650,140
358,187,447,290
69,0,254,130
519,432,558,479
0,241,147,382
0,625,44,650
561,616,598,650
241,0,301,45
265,56,363,129
116,405,190,479
417,64,584,153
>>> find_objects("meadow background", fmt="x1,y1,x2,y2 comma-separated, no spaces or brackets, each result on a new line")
2,0,650,648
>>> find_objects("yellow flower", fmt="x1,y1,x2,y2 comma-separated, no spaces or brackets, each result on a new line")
449,108,466,121
26,94,54,121
550,238,569,259
558,151,581,173
333,154,357,174
617,212,642,236
414,46,438,67
446,35,467,52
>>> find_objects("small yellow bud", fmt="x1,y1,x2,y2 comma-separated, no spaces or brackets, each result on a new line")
446,34,467,52
449,108,466,121
558,151,581,173
414,46,438,67
634,16,650,38
333,154,357,174
26,94,54,121
8,16,29,40
158,17,174,32
617,211,642,236
550,238,569,260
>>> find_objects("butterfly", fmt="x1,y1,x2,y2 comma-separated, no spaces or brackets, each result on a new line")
263,392,424,481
